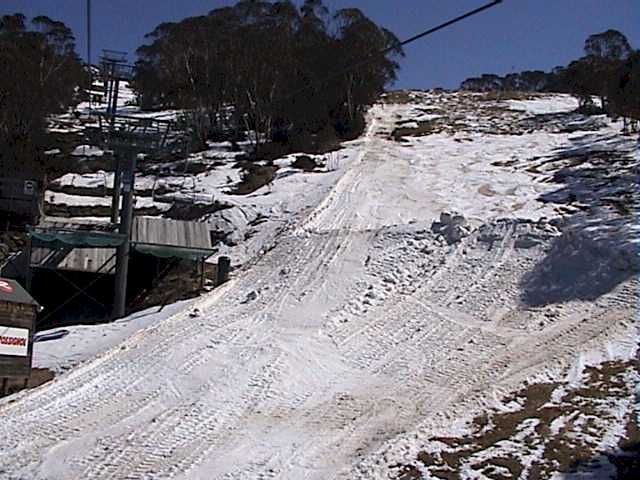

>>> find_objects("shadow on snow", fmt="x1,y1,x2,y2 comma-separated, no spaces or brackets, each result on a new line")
520,131,639,307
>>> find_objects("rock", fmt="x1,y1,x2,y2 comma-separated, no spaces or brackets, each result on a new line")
445,214,468,243
244,291,258,303
515,234,542,249
440,212,452,224
430,221,444,234
432,211,470,245
451,214,466,227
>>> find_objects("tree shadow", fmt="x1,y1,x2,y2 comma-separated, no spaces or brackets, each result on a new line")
520,134,639,307
517,111,609,135
520,230,637,307
564,441,640,479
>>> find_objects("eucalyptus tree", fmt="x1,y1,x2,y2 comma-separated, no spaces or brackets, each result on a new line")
0,14,86,176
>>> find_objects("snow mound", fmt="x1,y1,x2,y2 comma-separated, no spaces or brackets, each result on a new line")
71,145,104,157
506,95,579,115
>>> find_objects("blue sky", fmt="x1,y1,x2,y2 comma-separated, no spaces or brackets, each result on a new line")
2,1,638,89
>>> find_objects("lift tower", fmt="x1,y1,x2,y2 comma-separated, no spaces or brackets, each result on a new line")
87,51,184,319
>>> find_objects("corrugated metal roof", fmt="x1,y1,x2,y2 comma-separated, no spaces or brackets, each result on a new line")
132,217,211,249
30,216,212,274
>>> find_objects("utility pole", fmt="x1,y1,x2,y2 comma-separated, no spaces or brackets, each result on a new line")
99,50,134,319
112,152,136,319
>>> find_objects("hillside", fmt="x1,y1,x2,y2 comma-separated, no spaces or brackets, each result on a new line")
40,79,364,269
0,90,638,479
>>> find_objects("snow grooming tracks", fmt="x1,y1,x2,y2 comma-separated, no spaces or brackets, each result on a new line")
345,227,638,478
41,231,347,479
0,94,638,479
0,279,238,476
298,104,387,235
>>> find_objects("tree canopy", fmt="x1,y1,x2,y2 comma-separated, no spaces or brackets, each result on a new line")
460,29,639,121
132,0,403,153
0,14,87,176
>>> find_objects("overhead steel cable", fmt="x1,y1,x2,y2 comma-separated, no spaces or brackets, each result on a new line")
274,0,504,107
396,0,503,50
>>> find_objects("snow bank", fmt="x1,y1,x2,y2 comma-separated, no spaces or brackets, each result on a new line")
506,94,579,115
33,299,194,374
71,145,104,157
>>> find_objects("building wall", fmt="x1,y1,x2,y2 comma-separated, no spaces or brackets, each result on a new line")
0,177,43,223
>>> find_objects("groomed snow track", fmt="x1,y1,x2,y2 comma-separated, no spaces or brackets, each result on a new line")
0,99,637,480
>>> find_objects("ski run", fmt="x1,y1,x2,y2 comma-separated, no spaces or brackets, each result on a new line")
1,91,638,479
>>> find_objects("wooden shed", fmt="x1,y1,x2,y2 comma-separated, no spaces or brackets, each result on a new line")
0,278,40,392
28,216,213,274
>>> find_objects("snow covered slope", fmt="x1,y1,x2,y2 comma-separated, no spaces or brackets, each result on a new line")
0,92,637,479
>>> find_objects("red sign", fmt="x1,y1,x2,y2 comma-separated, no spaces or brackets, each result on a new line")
0,281,13,294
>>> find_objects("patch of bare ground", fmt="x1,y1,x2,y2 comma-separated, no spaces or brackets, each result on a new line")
229,162,279,195
394,464,422,480
44,203,167,218
163,200,230,220
479,91,537,102
381,91,424,105
391,119,446,141
478,184,498,197
396,360,639,479
291,155,318,172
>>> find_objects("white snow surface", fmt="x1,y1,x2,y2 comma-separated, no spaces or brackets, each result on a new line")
0,92,637,479
71,145,105,157
33,300,195,374
45,191,171,212
506,95,580,115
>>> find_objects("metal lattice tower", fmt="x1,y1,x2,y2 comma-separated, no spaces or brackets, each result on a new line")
83,50,188,319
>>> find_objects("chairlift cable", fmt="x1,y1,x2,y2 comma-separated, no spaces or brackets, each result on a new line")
274,0,504,107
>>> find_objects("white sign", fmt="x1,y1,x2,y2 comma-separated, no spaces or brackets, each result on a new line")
0,326,29,357
24,180,36,196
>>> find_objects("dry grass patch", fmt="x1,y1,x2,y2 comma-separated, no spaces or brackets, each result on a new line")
395,360,639,479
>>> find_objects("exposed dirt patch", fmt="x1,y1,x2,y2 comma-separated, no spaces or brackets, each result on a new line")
44,203,166,218
229,162,279,195
391,119,446,141
394,464,422,480
47,182,157,199
163,200,230,221
606,413,640,480
479,91,537,102
396,360,639,479
382,91,425,105
291,155,318,172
